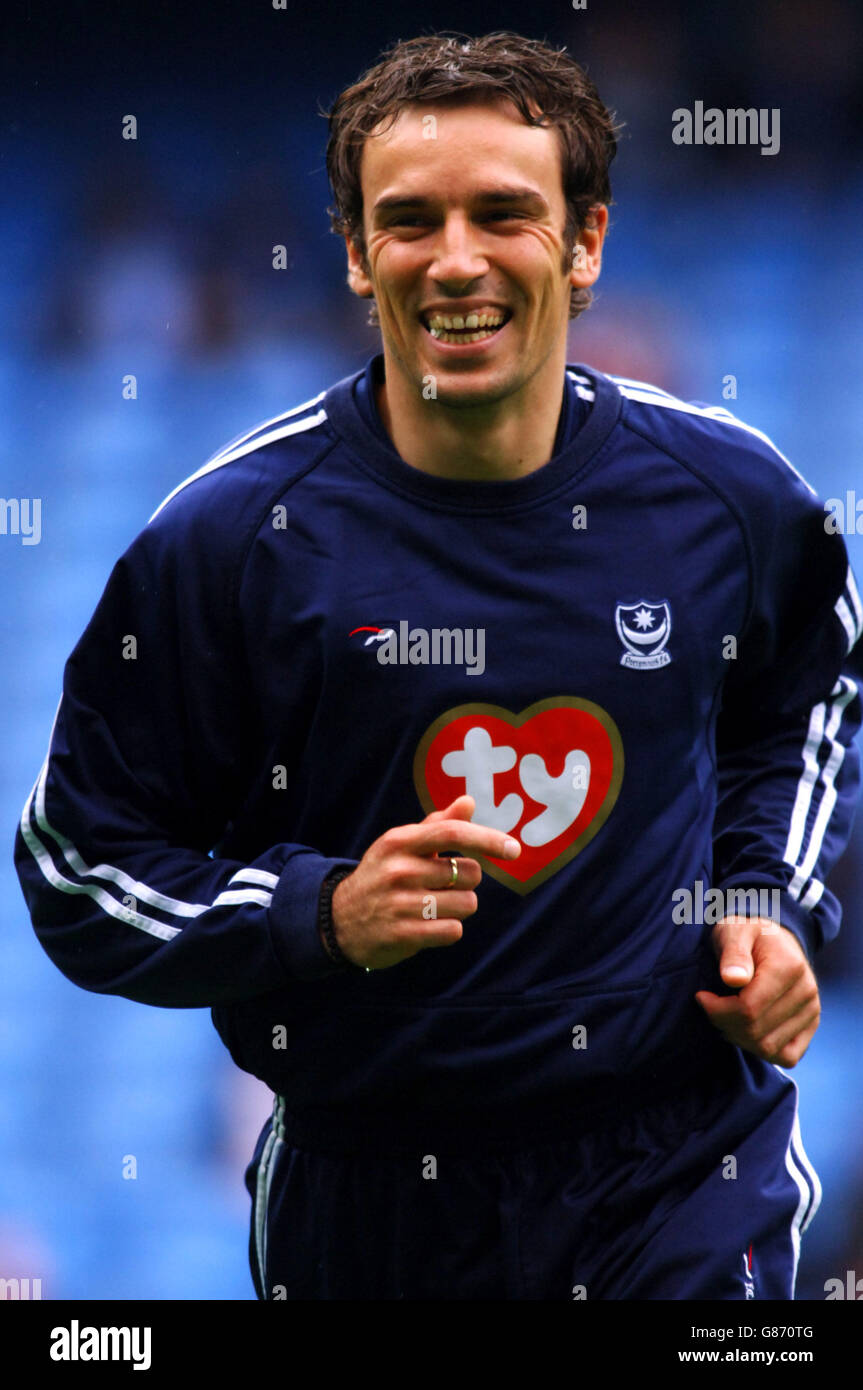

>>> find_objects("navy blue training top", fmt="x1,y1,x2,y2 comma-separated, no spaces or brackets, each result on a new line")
15,355,863,1154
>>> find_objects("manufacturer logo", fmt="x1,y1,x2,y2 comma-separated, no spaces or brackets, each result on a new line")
350,622,485,676
350,625,395,648
743,1245,755,1299
615,601,672,669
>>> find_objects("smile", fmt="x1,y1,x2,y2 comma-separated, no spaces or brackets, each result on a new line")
420,307,512,345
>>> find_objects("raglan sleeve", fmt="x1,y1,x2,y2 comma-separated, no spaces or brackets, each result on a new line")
712,450,863,961
13,489,357,1008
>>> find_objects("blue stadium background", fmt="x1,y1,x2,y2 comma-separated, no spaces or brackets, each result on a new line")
2,0,862,1299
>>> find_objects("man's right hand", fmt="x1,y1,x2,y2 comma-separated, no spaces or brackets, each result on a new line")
329,795,521,971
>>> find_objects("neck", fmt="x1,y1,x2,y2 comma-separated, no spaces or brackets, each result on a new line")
374,346,567,481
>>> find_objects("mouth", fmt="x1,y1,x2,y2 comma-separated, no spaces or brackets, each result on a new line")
419,307,513,347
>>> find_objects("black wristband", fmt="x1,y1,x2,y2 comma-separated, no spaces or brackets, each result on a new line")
318,866,362,972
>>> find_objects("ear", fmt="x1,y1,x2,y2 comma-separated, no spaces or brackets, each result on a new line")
569,204,608,290
345,235,375,298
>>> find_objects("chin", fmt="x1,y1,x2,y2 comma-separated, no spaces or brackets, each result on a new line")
432,369,519,407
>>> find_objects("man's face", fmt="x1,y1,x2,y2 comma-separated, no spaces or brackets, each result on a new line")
345,98,606,409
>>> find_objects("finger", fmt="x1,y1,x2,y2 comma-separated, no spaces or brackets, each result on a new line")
756,1002,821,1062
739,975,817,1043
695,975,811,1035
696,986,820,1058
417,889,480,922
694,999,759,1053
409,819,521,861
417,920,468,949
712,917,759,986
720,956,754,987
431,857,483,892
394,917,468,949
769,1016,821,1067
368,919,466,965
730,1008,820,1065
389,856,483,892
391,884,479,919
694,989,740,1022
723,953,810,1028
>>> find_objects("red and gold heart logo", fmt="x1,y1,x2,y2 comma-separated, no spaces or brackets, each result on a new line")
413,697,624,894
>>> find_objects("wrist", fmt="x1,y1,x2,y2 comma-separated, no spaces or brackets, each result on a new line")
318,866,361,971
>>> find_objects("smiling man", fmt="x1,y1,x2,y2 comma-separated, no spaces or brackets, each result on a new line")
342,94,607,479
15,31,863,1302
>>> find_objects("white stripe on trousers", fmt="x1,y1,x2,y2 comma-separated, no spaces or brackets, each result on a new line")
254,1095,285,1299
774,1066,822,1298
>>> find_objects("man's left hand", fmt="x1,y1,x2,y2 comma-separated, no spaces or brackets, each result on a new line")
695,916,820,1067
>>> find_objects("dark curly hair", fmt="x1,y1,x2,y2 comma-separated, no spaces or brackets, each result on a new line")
324,30,622,323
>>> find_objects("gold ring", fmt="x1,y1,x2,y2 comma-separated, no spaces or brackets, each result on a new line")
446,856,459,889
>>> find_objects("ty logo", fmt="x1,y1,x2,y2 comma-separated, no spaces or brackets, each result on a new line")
414,697,624,893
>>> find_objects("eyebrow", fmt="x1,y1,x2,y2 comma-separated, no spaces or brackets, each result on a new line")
372,187,550,216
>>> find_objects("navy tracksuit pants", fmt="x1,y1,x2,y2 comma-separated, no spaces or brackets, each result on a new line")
244,1049,819,1300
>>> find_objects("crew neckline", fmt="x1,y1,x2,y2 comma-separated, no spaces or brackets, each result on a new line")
355,351,577,459
322,354,622,512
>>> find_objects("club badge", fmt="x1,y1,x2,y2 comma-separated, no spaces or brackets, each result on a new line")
615,601,672,669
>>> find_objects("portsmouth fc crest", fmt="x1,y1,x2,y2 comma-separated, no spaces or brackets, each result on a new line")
614,600,672,669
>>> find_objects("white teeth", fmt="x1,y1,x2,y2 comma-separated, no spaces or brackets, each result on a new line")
425,309,506,331
429,326,502,343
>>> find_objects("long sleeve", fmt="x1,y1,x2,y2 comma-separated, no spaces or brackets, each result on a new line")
13,491,355,1008
712,463,863,960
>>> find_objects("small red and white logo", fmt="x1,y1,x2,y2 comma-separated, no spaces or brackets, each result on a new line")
350,625,396,648
743,1245,755,1299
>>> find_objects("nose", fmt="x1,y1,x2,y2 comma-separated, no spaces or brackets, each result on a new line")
429,211,490,285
